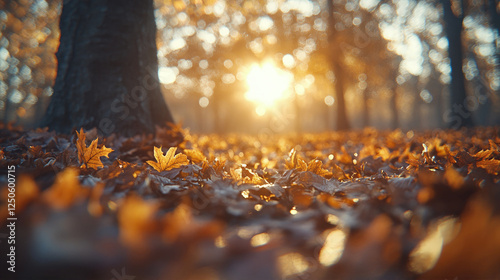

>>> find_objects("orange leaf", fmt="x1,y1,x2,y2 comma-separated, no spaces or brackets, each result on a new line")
76,128,114,169
147,146,189,172
477,159,500,175
43,167,87,209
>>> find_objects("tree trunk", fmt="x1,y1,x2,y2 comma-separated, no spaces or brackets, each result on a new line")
441,0,474,128
362,89,369,128
327,0,350,131
427,72,444,128
389,87,399,130
331,60,351,130
41,0,174,136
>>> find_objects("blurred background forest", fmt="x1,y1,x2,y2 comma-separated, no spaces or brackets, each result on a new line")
0,0,499,134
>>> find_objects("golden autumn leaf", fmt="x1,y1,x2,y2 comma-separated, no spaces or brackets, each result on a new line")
307,159,332,177
184,148,207,163
76,128,114,169
147,146,189,172
285,148,307,171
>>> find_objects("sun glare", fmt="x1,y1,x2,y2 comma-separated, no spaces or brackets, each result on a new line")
245,62,293,107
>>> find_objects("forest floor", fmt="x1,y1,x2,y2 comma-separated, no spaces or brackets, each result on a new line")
1,124,500,280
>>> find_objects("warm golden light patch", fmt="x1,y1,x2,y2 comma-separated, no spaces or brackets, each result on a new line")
245,62,293,109
408,216,460,274
319,229,347,266
250,232,270,247
214,235,227,248
277,252,310,278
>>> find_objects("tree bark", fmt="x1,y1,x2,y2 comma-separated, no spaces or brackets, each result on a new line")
41,0,174,136
441,0,474,127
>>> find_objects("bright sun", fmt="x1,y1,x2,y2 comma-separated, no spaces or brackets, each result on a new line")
245,62,293,109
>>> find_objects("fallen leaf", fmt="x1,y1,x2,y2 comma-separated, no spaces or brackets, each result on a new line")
147,146,189,172
477,159,500,175
285,148,307,171
76,128,114,169
184,148,207,163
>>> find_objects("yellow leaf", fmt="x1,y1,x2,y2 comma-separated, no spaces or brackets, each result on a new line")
184,148,207,163
307,159,333,177
286,148,307,171
76,128,114,169
147,146,189,172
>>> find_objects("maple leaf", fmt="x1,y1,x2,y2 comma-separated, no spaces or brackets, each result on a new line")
76,128,114,169
147,146,189,172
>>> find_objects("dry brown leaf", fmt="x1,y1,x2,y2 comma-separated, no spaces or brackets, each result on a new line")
76,128,114,169
147,146,189,172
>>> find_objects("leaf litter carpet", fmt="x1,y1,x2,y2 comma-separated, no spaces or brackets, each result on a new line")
1,124,500,280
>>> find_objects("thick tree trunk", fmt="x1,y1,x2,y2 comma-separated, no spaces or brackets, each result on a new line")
441,0,474,128
41,0,174,136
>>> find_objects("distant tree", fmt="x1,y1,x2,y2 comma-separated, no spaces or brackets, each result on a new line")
41,0,174,136
488,0,500,36
441,0,474,127
327,0,350,131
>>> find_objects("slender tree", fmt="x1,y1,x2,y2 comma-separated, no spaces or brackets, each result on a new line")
327,0,351,131
441,0,474,127
41,0,174,136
